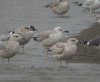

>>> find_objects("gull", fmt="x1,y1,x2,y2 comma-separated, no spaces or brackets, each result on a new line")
82,0,100,13
88,0,100,13
45,0,70,16
0,33,23,63
97,18,100,24
50,38,79,64
15,25,37,53
33,27,69,49
80,37,100,49
94,14,100,23
82,0,95,12
95,14,100,19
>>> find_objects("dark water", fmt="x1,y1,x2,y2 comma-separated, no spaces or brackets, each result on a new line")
0,0,100,82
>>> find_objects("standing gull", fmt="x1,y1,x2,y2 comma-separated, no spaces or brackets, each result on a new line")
45,0,70,16
15,25,37,53
88,0,100,13
33,27,69,49
94,14,100,23
50,38,79,64
82,0,95,12
74,0,100,13
82,0,100,13
0,33,23,63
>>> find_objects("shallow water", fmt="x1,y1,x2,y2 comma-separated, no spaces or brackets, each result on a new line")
0,0,100,82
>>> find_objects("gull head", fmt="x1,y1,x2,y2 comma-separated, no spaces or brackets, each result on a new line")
10,33,24,42
67,38,79,45
54,27,69,33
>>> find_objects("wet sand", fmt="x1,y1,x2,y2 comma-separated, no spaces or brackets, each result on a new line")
71,23,100,64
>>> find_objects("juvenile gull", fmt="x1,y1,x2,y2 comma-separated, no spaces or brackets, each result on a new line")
50,38,79,64
15,25,37,53
33,27,69,49
45,0,70,16
0,33,23,63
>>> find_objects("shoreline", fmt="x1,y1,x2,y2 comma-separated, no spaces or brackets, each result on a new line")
69,23,100,64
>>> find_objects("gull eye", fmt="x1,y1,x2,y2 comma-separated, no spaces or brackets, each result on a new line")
72,39,76,42
15,35,19,38
25,27,29,30
59,29,63,31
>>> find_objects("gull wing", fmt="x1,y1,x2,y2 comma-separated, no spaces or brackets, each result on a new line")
89,37,100,46
0,41,6,50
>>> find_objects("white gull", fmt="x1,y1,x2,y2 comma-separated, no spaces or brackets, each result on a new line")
33,27,69,49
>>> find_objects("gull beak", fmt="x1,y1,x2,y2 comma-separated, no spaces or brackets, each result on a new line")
63,30,69,33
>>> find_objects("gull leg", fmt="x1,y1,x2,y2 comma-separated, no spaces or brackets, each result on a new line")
22,45,24,52
91,9,95,14
22,45,25,54
19,45,25,54
59,61,62,64
2,59,4,64
65,59,69,67
82,8,85,12
8,58,10,63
